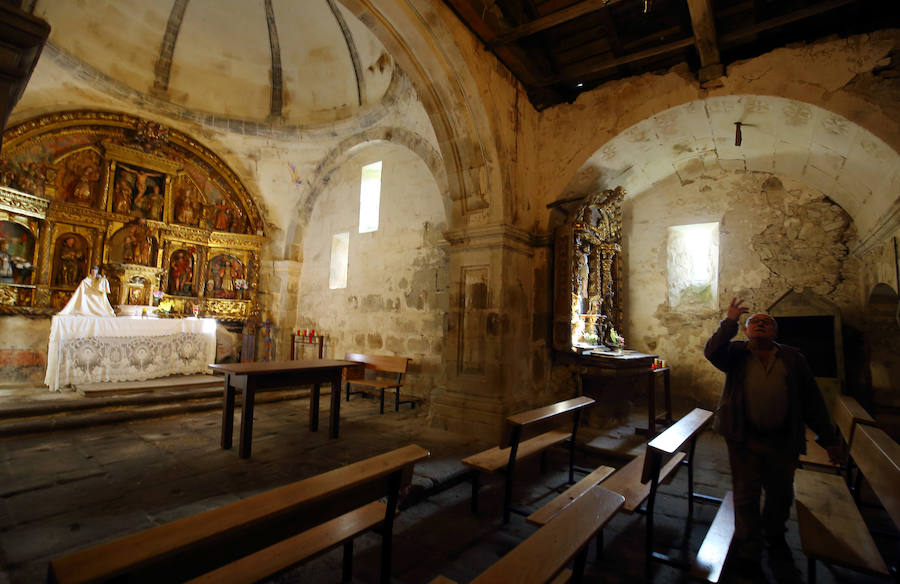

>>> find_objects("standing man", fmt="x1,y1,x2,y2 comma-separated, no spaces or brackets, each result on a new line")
704,298,842,567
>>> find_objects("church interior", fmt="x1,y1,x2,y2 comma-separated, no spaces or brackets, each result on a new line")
0,0,899,582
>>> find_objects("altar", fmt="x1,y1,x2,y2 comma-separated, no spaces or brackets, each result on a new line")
45,315,217,391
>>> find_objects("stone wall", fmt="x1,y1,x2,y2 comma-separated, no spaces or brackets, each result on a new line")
295,141,447,403
0,316,50,386
625,172,860,410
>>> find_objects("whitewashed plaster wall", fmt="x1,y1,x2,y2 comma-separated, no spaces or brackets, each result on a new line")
623,171,859,408
295,141,448,401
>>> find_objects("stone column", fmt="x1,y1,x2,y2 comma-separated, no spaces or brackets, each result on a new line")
267,259,302,361
430,224,537,441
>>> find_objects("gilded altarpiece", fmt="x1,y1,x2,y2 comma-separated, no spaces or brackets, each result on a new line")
0,112,265,322
553,187,624,351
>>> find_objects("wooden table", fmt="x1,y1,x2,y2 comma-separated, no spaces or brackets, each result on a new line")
561,351,673,438
210,359,359,458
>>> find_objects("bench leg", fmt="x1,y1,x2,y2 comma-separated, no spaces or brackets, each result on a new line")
395,387,400,412
503,439,521,524
471,472,481,514
808,557,816,584
571,546,589,584
595,528,604,561
342,540,353,583
379,388,385,414
346,381,350,402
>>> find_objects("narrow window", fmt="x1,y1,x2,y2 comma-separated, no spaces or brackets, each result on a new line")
358,161,382,233
667,222,719,309
329,232,349,289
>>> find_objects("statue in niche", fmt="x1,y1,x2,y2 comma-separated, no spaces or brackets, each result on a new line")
168,250,194,296
552,186,625,351
66,162,101,205
54,235,88,287
211,200,233,231
174,187,201,226
207,254,244,299
122,219,154,265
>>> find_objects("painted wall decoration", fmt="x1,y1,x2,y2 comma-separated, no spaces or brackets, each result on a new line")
0,111,265,320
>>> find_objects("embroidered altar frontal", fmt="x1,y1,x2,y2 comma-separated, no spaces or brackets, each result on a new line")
45,316,217,391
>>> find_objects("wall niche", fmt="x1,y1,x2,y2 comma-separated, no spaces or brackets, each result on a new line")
0,111,265,322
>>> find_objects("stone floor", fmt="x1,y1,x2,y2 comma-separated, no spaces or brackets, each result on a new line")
0,390,894,584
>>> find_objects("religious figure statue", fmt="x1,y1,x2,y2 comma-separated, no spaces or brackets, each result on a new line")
113,178,132,214
68,163,100,205
175,187,199,225
0,240,13,283
56,236,85,286
212,201,232,231
168,251,193,295
57,266,115,317
122,219,154,265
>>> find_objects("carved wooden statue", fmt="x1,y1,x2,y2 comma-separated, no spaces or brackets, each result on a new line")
553,186,624,351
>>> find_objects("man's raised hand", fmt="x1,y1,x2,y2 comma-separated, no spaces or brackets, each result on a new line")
727,297,749,322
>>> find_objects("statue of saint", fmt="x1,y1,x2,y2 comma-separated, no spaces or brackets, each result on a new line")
57,266,116,317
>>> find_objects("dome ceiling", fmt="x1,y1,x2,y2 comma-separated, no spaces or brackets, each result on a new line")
33,0,395,126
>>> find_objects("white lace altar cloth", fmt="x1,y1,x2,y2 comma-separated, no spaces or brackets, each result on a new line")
45,316,217,391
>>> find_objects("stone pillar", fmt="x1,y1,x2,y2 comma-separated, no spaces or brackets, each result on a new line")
267,259,302,360
430,224,537,441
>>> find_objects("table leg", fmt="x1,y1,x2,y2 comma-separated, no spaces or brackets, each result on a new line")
309,383,320,432
663,368,673,425
220,373,234,450
647,371,656,439
329,370,342,439
239,378,256,459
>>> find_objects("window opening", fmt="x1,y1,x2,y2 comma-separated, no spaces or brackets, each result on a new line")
359,161,382,233
329,232,349,289
667,222,719,308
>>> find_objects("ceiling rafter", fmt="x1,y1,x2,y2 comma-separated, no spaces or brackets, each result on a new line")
442,0,894,109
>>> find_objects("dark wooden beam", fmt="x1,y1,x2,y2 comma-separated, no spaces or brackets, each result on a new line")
686,0,721,81
720,0,859,46
537,36,696,86
489,0,625,47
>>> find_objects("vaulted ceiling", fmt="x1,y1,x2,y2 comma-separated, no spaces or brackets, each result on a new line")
443,0,899,110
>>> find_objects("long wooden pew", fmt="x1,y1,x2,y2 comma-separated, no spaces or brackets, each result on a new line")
796,421,899,582
48,445,430,584
431,485,625,584
462,396,595,523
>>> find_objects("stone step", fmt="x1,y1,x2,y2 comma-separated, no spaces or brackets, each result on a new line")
0,388,312,437
76,374,223,397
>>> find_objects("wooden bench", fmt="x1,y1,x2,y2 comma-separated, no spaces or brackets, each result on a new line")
461,396,595,523
796,422,899,582
344,352,414,414
689,491,734,583
47,444,430,584
430,485,625,584
799,395,876,473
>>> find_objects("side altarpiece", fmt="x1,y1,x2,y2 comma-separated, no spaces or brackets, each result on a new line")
0,111,265,322
553,187,624,351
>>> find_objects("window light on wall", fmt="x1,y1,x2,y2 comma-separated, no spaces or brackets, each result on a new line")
667,222,719,309
358,161,382,233
329,232,349,289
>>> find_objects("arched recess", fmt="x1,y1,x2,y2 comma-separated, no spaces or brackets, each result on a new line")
865,283,900,408
284,126,449,259
337,0,504,223
557,96,900,252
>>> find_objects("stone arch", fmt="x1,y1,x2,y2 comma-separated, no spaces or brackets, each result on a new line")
558,96,900,249
337,0,503,223
284,125,449,259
